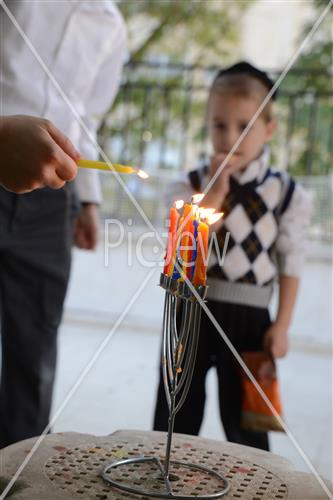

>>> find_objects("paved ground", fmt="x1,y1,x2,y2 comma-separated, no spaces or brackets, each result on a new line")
65,238,332,348
51,239,332,485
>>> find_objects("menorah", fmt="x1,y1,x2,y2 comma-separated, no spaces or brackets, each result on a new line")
102,273,230,499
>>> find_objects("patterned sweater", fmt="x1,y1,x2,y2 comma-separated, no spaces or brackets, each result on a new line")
166,148,312,288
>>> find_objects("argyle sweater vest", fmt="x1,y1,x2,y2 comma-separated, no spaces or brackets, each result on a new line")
189,166,295,286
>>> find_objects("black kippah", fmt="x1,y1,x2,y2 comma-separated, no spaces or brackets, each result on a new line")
214,61,277,100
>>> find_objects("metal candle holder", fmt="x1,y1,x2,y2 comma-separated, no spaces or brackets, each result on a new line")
102,273,230,499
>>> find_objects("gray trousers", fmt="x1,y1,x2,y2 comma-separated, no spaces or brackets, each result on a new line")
0,185,77,447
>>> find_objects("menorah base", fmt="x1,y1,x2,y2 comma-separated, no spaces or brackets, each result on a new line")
102,455,230,499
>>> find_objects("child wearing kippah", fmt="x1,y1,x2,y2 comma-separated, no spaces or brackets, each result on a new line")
153,62,312,451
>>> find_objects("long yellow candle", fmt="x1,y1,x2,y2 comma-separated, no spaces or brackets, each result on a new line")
77,159,149,178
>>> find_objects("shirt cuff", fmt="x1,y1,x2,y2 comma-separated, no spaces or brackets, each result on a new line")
75,169,102,204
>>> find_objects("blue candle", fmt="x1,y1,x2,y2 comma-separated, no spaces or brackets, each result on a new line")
171,243,181,280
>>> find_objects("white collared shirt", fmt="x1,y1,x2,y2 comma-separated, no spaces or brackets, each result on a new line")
0,0,127,203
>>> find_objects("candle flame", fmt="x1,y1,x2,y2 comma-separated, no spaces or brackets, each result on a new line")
191,193,204,204
198,208,210,220
137,169,149,179
174,199,185,209
207,212,223,225
199,207,215,217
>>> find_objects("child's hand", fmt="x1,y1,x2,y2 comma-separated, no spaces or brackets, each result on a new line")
258,358,276,387
202,153,244,214
263,322,289,358
209,153,245,197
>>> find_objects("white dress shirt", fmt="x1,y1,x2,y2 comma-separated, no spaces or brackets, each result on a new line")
0,0,127,203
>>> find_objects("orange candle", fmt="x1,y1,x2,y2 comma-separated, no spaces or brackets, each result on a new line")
179,204,195,278
184,220,195,279
193,221,209,286
169,229,181,278
164,207,180,275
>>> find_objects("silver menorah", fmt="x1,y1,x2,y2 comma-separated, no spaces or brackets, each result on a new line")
102,273,230,499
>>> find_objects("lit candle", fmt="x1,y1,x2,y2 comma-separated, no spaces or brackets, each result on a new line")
185,219,195,280
164,196,222,286
192,221,209,286
192,193,205,204
192,211,223,285
190,219,199,280
164,204,181,275
171,208,188,280
77,159,149,179
179,204,195,278
207,212,224,225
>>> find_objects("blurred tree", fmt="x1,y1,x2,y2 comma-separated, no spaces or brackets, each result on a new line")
118,0,249,65
101,1,331,178
283,0,332,93
101,1,250,169
280,0,332,176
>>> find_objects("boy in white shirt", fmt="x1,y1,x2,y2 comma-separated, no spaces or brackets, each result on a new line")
154,62,312,451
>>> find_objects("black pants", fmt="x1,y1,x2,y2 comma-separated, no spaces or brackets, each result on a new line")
0,186,76,448
153,299,271,451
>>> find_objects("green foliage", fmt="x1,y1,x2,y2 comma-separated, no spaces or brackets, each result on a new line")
100,0,332,177
280,0,333,174
118,0,249,64
101,0,250,169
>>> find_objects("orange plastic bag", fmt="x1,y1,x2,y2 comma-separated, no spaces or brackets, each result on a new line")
240,351,285,432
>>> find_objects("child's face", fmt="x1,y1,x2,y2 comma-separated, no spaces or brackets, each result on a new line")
207,92,276,169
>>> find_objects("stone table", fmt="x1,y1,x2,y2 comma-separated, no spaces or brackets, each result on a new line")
0,430,331,499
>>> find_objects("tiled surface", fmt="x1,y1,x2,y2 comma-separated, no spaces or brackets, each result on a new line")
3,431,329,499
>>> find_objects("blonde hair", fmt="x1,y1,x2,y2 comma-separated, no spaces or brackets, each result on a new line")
209,73,274,122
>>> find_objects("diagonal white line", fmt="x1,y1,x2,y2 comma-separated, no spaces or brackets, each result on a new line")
0,267,156,500
203,0,333,198
0,0,159,238
0,0,332,497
